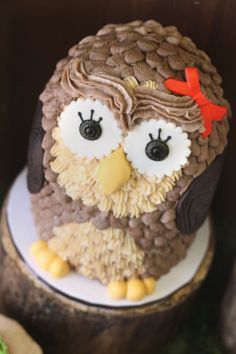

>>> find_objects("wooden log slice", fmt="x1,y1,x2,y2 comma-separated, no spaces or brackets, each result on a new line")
0,202,214,354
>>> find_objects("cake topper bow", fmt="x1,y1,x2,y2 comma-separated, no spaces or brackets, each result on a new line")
164,67,227,138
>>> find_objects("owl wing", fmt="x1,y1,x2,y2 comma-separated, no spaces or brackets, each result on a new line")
27,100,45,194
176,154,224,234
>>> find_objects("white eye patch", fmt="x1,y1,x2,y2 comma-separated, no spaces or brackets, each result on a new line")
124,119,191,178
59,98,123,159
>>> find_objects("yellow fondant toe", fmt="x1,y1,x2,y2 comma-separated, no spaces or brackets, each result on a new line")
36,249,57,271
108,277,156,301
108,280,127,299
143,277,156,294
126,279,147,301
30,240,47,257
49,257,70,278
30,241,70,278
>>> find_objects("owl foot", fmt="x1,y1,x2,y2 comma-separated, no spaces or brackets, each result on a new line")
30,240,70,278
108,277,156,301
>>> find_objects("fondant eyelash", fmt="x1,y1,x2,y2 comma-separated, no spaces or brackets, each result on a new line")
148,128,171,143
78,109,103,124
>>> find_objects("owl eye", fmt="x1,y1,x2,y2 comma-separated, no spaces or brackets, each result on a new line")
58,98,123,159
124,119,191,178
78,110,103,141
145,129,171,161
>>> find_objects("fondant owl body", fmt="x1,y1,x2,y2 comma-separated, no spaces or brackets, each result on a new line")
28,20,229,299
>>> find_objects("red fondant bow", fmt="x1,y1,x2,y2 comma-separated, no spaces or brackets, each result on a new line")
164,67,227,138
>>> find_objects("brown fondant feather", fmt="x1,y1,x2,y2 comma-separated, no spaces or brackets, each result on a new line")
27,100,45,194
176,154,225,234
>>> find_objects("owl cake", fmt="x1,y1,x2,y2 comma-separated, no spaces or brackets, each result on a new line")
28,20,229,301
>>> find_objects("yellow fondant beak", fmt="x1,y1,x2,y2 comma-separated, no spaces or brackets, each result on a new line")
97,147,131,195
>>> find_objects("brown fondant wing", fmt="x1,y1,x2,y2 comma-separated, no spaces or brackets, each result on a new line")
176,154,224,234
27,100,45,194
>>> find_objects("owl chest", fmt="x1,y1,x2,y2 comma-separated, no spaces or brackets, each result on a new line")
48,221,147,284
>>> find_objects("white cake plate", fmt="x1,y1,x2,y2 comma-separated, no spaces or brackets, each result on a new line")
7,169,210,308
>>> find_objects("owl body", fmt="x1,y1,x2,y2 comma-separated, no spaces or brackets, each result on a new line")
28,20,229,285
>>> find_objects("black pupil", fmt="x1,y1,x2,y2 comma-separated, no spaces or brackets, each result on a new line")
145,140,169,161
79,120,102,141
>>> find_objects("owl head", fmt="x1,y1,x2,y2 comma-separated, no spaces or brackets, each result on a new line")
27,20,229,280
